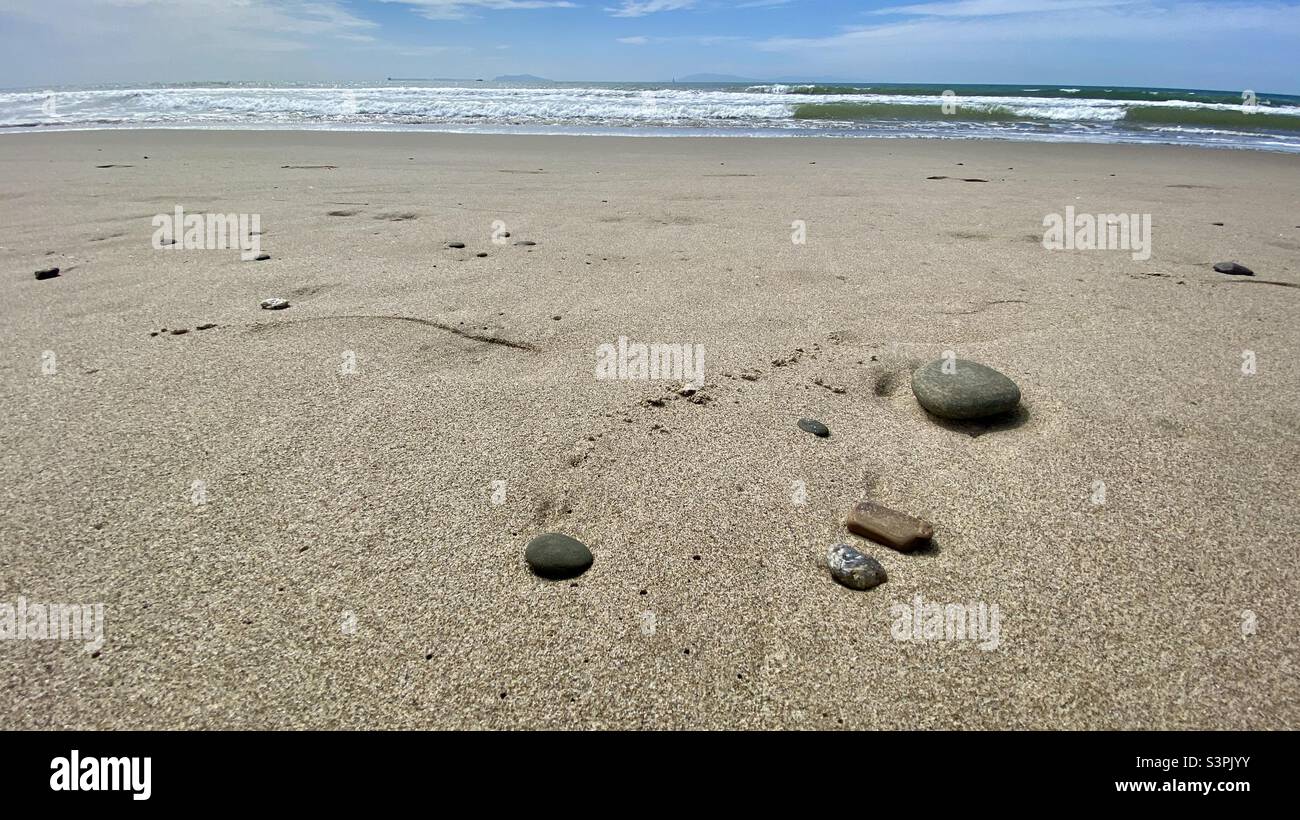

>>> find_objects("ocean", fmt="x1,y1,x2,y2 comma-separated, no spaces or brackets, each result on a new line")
3,80,1299,153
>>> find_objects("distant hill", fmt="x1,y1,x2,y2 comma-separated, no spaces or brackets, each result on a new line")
674,74,854,84
676,73,759,83
493,74,550,83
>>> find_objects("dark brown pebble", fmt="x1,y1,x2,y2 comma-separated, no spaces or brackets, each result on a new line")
846,501,934,551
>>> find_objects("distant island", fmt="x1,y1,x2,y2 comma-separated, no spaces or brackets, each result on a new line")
493,74,551,83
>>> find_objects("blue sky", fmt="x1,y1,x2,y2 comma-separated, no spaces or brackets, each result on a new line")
1,0,1298,91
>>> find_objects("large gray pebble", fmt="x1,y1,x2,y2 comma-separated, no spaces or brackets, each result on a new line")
912,358,1021,420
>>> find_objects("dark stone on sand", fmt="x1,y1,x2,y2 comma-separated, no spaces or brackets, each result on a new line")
827,543,887,591
846,501,934,552
1211,222,1224,226
196,323,217,331
912,358,1021,420
525,533,593,580
513,240,536,246
476,252,488,258
447,242,465,249
1213,261,1254,276
34,267,60,280
170,328,189,335
253,253,271,261
797,418,830,437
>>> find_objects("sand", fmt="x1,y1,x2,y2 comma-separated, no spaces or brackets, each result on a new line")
1,130,1297,729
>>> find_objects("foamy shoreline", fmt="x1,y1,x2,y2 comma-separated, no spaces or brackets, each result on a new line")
4,81,1300,153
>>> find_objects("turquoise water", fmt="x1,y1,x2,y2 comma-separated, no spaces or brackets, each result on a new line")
2,80,1298,153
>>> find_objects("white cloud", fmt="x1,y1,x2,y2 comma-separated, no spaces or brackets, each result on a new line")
617,34,745,44
760,1,1300,51
606,0,695,17
378,0,577,20
872,0,1140,16
0,0,379,51
751,1,1300,90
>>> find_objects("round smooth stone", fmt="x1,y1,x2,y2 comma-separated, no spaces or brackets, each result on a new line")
525,533,593,580
911,358,1021,420
260,298,290,310
797,418,830,437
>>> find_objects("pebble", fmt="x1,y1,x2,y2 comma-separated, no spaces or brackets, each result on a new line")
196,323,217,331
260,298,290,310
525,533,593,580
1213,261,1254,276
911,358,1021,420
34,267,60,280
447,242,466,249
253,253,271,261
170,328,189,335
827,543,887,590
476,252,488,258
846,501,934,551
797,418,830,437
513,240,537,246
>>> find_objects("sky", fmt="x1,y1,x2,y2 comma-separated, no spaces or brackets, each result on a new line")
1,0,1298,92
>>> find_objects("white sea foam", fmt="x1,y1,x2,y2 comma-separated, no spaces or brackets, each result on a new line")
1,83,1296,152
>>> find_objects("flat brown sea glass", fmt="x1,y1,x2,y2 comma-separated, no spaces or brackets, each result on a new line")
846,501,935,551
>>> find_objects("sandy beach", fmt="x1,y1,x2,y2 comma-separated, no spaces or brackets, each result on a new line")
1,129,1297,729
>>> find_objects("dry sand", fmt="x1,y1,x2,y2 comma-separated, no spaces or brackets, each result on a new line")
1,130,1297,729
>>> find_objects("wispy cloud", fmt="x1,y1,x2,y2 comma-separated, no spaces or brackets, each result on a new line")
749,1,1300,90
379,0,578,21
0,0,379,49
617,34,746,45
760,0,1300,51
606,0,696,17
872,0,1140,16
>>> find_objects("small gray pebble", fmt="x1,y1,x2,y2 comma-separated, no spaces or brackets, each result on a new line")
1213,261,1254,276
797,418,830,437
525,533,594,580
